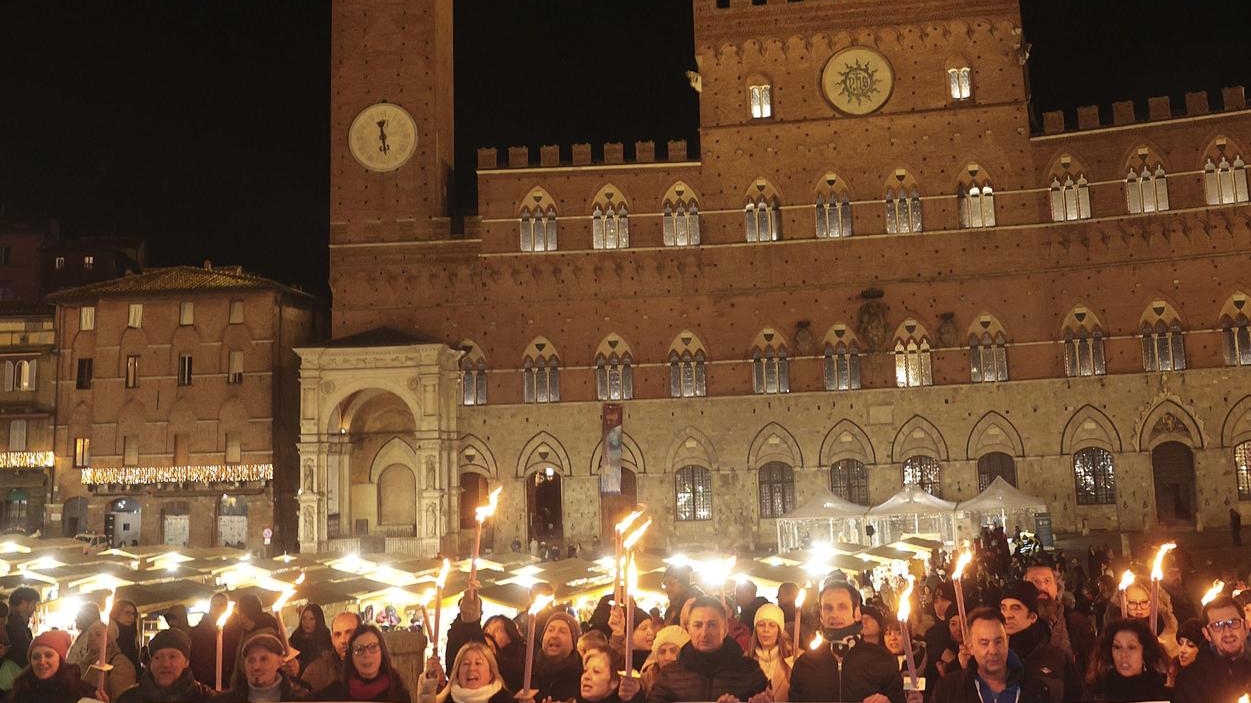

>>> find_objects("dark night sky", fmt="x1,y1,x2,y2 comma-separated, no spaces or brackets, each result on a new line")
1,1,1249,299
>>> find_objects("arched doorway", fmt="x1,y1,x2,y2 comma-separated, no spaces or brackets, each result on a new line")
106,498,141,547
217,495,248,548
63,497,89,537
378,464,417,534
1152,442,1196,525
599,468,637,541
527,468,563,544
162,501,190,547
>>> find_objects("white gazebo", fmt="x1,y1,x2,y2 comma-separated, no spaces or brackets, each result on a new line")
865,485,957,545
775,490,867,553
956,477,1048,533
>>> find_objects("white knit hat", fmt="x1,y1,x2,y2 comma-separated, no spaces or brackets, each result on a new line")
754,603,786,630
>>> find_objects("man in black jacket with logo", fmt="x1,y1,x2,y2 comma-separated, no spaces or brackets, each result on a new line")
932,608,1051,703
1000,581,1080,703
1174,595,1251,703
789,580,918,703
650,596,770,703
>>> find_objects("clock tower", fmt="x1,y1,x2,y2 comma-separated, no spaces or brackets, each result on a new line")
330,0,454,248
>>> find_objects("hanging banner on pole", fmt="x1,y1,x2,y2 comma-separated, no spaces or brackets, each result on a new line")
600,404,623,494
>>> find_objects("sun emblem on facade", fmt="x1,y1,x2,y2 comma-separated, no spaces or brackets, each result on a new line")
821,47,894,115
837,59,880,105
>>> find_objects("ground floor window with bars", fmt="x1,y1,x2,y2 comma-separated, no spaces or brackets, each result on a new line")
1142,322,1186,372
1074,447,1116,505
676,465,712,521
669,350,707,398
903,455,943,498
977,452,1017,492
823,344,861,390
830,459,869,506
758,461,795,518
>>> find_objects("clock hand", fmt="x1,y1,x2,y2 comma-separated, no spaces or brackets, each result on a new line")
376,119,391,155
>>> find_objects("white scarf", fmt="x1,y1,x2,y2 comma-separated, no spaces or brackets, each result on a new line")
755,646,782,681
445,678,503,703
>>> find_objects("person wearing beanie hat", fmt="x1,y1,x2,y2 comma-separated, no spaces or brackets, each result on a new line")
78,620,137,701
606,603,655,674
860,605,887,646
534,610,583,702
217,628,311,702
747,602,792,700
1000,581,1080,703
5,628,96,703
116,625,215,703
636,625,689,698
1167,617,1205,688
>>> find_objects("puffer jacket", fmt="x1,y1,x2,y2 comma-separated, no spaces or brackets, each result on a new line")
649,639,769,703
788,638,904,703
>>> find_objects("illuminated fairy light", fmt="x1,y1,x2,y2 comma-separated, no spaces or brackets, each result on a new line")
81,463,274,485
0,451,54,469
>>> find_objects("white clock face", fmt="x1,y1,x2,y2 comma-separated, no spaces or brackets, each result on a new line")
348,102,418,172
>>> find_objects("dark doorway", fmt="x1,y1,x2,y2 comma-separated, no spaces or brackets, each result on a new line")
977,452,1018,492
527,468,563,542
599,467,637,541
1151,441,1196,525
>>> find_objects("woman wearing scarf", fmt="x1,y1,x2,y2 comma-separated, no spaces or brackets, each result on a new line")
639,625,689,696
312,624,411,702
432,641,512,703
1085,619,1170,702
79,620,137,700
746,604,792,701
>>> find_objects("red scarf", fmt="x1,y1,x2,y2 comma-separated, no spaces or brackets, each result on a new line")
349,671,393,701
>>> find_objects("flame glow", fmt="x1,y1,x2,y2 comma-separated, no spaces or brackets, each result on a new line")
529,593,554,615
101,591,115,626
615,508,645,536
896,577,914,623
952,551,973,580
809,632,823,649
436,558,451,589
1202,580,1226,606
475,486,503,523
622,518,652,551
1151,542,1178,581
294,570,307,586
794,589,806,610
1118,570,1135,592
1237,694,1248,703
272,587,296,612
216,600,235,628
627,557,638,594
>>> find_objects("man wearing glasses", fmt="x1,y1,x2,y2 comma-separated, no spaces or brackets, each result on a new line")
1174,595,1251,703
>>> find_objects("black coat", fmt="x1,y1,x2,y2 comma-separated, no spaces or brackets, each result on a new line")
931,657,1051,703
1173,646,1251,703
1087,670,1170,703
649,639,769,703
789,638,905,703
1011,622,1082,703
534,651,583,702
214,672,311,702
116,669,216,703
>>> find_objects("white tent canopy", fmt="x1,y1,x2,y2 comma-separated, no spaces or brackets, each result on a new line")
957,477,1048,531
775,489,866,553
865,485,957,545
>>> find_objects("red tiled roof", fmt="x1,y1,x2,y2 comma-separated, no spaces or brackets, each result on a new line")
46,266,312,302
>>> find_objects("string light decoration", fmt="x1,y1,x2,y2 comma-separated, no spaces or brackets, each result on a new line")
81,464,274,486
0,452,54,469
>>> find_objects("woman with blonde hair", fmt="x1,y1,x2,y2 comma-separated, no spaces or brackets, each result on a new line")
745,604,792,701
79,620,136,700
431,641,513,703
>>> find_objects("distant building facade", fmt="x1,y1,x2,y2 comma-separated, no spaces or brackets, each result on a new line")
50,265,317,551
299,0,1251,555
0,304,55,535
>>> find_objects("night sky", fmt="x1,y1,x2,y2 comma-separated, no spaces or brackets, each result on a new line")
1,1,1248,298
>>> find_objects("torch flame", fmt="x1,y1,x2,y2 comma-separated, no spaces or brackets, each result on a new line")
1202,580,1226,606
216,600,235,628
794,589,806,610
1238,694,1248,703
272,587,296,613
418,588,436,607
622,518,652,551
616,507,645,536
1151,542,1177,581
896,577,915,623
529,593,554,616
475,486,503,523
101,591,116,626
294,570,307,586
809,632,823,649
952,551,973,580
627,557,638,593
1118,570,1135,592
436,558,451,589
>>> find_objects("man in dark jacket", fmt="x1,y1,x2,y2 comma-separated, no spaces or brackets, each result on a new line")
217,629,311,702
650,596,769,703
189,592,228,686
735,580,770,631
3,586,37,668
1174,595,1251,703
932,608,1051,703
301,611,361,692
534,611,583,701
117,628,216,703
999,582,1080,703
1024,563,1094,677
789,580,915,703
661,565,706,626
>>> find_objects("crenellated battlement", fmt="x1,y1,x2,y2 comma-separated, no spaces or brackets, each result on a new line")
476,140,694,171
1040,86,1248,135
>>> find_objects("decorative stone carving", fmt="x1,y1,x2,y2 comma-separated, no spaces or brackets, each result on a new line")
303,460,315,493
320,380,336,394
937,313,958,348
857,301,891,352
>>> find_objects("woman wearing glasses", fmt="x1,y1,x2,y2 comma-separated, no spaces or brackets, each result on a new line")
1107,579,1181,658
312,624,412,702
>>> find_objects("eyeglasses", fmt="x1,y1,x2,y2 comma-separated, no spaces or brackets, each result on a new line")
1208,618,1245,632
1125,600,1151,609
352,642,381,656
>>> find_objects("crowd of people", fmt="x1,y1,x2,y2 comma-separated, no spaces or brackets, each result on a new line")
0,527,1249,703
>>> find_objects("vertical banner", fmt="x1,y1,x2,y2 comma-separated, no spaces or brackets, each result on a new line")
599,403,623,494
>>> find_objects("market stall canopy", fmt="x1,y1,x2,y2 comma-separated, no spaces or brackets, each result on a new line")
868,486,957,516
891,536,944,555
858,545,919,564
956,477,1047,513
781,490,869,519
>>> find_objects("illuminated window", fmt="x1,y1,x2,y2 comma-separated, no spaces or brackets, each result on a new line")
80,306,95,331
675,465,712,521
522,338,559,404
885,171,922,234
127,304,143,328
1126,150,1169,214
969,316,1009,383
519,189,558,252
894,319,933,388
668,332,707,398
229,300,245,324
1049,157,1092,221
830,459,869,506
1205,153,1249,205
745,196,781,242
758,462,795,518
815,174,852,239
903,455,943,498
749,84,772,119
947,66,972,101
5,359,36,392
1237,441,1251,500
662,189,700,247
74,438,91,468
82,255,94,270
1140,301,1185,372
751,330,789,395
1062,307,1106,378
1074,447,1116,505
179,302,194,326
591,187,629,250
595,335,634,401
460,342,487,406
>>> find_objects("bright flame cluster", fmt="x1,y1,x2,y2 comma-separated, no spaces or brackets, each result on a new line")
0,451,54,469
82,464,274,485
